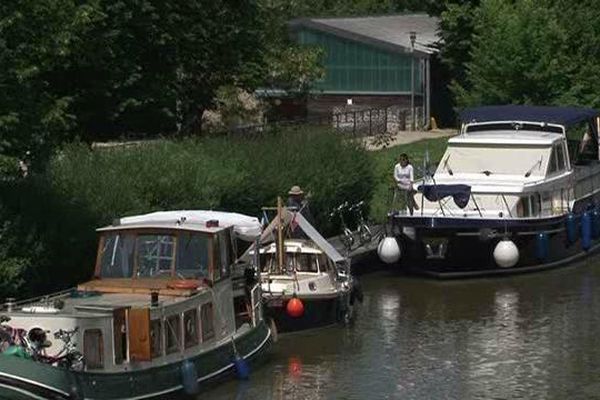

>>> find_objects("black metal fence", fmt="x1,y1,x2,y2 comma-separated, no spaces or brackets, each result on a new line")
219,105,413,139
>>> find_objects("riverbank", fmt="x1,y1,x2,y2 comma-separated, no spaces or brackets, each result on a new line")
0,129,374,299
0,127,451,299
362,128,456,151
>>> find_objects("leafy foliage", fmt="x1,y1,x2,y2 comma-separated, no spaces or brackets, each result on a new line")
0,129,373,298
439,0,600,109
0,0,266,166
0,0,99,168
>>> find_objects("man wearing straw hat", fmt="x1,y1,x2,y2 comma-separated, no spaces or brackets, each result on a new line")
287,185,315,226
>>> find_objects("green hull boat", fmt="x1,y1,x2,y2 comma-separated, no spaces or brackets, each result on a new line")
0,211,272,399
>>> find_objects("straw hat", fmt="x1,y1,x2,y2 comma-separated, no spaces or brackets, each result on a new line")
288,185,304,195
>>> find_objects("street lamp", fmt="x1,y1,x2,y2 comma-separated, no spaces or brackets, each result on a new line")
409,31,417,132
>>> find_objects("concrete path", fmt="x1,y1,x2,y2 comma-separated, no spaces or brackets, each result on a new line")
361,128,457,151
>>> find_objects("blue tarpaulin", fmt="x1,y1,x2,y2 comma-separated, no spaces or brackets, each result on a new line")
460,105,598,127
418,184,472,209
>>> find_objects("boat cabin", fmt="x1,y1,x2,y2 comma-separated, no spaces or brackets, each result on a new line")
1,212,263,373
414,106,600,218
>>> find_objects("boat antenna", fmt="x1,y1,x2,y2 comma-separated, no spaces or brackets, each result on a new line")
277,196,285,274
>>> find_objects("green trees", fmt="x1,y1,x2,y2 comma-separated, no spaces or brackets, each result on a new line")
438,0,600,109
0,1,98,168
0,1,266,165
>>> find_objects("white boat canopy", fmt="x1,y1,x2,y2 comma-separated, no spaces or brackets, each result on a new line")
242,208,346,264
112,210,263,241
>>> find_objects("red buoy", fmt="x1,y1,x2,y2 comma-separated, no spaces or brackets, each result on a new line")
288,356,303,380
286,297,304,318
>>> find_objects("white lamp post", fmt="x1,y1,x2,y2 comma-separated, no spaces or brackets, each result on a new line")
409,31,417,132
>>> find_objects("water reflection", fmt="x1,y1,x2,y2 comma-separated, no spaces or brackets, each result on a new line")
203,259,600,399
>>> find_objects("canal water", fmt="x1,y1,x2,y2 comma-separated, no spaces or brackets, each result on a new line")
204,258,600,399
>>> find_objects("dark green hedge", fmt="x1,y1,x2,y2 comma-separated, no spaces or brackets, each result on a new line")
0,128,374,298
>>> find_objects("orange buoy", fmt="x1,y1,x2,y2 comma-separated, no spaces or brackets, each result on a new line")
286,296,304,318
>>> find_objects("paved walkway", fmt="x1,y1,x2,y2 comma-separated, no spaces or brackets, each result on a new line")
362,128,457,151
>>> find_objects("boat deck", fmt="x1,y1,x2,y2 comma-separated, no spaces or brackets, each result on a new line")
7,278,210,318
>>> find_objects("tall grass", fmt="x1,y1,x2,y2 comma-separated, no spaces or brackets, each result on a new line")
49,128,374,229
0,128,374,298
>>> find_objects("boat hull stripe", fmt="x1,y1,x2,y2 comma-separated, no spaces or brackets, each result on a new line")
86,327,272,400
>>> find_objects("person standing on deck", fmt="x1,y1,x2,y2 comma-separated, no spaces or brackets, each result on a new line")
394,153,419,215
286,185,315,227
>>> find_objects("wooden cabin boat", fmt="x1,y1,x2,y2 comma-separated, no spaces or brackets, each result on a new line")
252,200,360,333
379,105,600,278
0,211,272,399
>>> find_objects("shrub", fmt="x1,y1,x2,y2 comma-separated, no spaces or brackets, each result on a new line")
0,128,374,298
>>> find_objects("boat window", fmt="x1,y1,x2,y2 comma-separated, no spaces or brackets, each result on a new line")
213,230,232,281
548,143,567,175
259,253,271,272
184,309,199,348
99,233,135,278
296,254,319,272
541,192,552,216
533,194,541,216
517,194,541,217
165,315,181,354
318,254,330,272
556,143,566,170
201,303,215,342
285,254,295,273
548,147,558,174
136,235,175,278
437,145,550,176
566,120,598,165
218,230,232,279
150,319,162,358
176,232,209,279
84,329,104,370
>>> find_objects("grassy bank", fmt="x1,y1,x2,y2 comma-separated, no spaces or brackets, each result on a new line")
0,128,374,298
0,130,451,299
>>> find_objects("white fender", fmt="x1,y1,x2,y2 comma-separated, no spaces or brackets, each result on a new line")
377,237,401,264
493,239,519,268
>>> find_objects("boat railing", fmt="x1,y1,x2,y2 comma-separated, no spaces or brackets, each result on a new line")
1,288,74,311
250,283,262,327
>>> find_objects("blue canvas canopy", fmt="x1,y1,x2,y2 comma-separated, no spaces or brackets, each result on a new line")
418,184,472,209
460,105,598,127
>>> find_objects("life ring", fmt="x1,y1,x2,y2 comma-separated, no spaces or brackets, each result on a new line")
167,279,201,290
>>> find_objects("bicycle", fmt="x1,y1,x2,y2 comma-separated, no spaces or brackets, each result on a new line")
330,202,354,251
37,327,85,371
349,201,372,245
0,315,27,353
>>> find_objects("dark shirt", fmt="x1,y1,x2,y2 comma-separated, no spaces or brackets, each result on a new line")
286,197,316,228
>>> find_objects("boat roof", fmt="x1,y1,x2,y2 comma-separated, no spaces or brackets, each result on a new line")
460,105,598,127
97,210,262,241
449,130,563,146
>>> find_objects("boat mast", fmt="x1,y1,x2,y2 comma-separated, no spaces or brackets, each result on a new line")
277,196,285,274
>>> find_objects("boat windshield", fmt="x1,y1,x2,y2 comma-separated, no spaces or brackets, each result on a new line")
437,144,551,176
98,231,210,279
260,252,320,274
